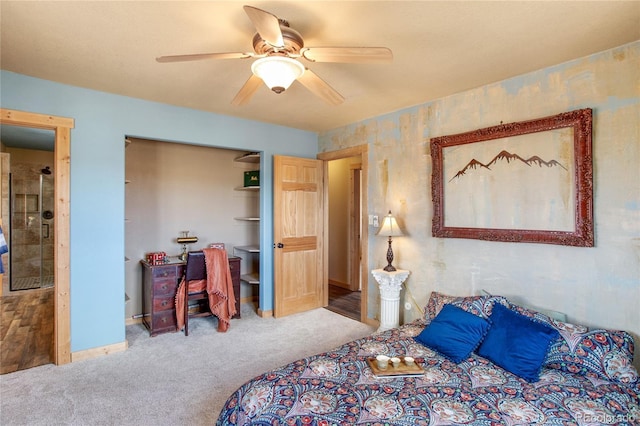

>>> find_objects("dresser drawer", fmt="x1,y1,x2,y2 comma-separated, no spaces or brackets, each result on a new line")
153,296,176,312
228,259,240,272
153,278,179,297
150,310,177,332
229,257,241,279
152,266,179,280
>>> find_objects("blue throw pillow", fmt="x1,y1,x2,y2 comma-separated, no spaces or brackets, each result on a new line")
477,303,559,382
414,303,490,363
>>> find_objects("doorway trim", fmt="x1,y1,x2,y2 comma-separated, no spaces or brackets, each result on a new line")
318,145,373,326
348,164,362,292
1,108,73,365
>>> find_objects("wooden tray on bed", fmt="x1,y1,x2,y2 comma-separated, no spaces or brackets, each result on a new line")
367,357,425,378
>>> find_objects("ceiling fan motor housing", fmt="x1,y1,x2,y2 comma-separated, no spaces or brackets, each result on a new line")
252,20,304,56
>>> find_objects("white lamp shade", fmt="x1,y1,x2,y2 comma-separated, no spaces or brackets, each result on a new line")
377,212,404,237
251,56,305,92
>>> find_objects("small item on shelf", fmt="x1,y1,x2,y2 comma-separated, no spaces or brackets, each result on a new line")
243,170,259,187
146,251,167,265
235,152,260,163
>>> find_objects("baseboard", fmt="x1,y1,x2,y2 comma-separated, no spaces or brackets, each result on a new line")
328,278,349,288
125,300,259,326
125,316,143,326
328,278,358,292
257,308,273,317
71,340,128,362
364,317,379,328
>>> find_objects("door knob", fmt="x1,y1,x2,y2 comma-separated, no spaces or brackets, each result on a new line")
277,243,284,248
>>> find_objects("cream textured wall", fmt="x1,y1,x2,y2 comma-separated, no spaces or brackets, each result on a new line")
328,158,350,286
319,41,639,367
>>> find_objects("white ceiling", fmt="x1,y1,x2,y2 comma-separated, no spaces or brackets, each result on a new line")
1,1,639,133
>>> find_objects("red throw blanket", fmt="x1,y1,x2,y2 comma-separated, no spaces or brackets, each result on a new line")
175,248,237,332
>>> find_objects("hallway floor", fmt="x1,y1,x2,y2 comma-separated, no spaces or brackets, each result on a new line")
325,284,361,321
0,287,54,374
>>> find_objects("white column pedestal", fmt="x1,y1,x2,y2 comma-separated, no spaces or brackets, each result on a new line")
371,268,410,332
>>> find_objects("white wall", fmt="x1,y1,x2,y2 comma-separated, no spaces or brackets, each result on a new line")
319,41,640,368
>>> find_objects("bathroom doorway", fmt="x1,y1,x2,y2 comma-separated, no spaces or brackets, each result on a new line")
8,153,55,291
0,108,73,366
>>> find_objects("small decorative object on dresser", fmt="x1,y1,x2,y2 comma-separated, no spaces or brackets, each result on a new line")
176,231,199,261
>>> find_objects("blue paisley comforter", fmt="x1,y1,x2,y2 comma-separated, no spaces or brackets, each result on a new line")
217,320,640,425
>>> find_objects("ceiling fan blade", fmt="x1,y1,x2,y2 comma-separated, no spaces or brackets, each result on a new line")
243,5,284,48
231,74,263,106
297,69,344,106
301,47,393,63
156,52,252,63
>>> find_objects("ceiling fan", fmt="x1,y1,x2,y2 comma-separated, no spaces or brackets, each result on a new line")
156,5,393,106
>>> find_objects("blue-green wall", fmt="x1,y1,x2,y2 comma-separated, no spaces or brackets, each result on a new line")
1,71,318,352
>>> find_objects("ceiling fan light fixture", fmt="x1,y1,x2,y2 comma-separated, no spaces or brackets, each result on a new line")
251,56,305,94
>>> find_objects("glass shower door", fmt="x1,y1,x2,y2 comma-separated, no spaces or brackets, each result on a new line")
40,170,54,288
9,165,54,291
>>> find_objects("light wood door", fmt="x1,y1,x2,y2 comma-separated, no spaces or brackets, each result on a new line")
273,155,325,317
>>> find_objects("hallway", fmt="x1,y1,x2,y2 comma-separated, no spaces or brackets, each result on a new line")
0,288,54,374
325,284,361,321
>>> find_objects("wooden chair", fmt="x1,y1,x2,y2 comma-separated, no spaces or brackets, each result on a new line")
183,250,212,336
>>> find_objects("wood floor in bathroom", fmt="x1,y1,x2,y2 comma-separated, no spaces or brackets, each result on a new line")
0,288,54,374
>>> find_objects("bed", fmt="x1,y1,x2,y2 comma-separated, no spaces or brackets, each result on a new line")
217,292,640,425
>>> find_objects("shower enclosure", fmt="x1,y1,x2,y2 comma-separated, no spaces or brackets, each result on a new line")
9,165,55,291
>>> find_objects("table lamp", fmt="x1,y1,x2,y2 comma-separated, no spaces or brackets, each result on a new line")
177,231,198,261
376,211,404,272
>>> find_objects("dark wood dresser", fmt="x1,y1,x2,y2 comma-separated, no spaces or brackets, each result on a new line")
141,256,241,336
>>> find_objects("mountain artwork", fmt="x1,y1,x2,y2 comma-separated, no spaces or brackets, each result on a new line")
430,108,593,247
450,150,567,182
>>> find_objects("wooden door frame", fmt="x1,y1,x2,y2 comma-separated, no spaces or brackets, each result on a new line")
1,108,73,365
318,145,373,326
348,164,361,292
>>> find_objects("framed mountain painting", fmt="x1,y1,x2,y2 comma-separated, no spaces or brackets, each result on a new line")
430,108,593,247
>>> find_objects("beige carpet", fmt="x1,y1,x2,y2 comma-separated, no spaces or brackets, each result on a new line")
0,304,375,425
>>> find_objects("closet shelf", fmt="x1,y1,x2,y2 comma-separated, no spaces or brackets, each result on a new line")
235,245,260,253
234,152,260,163
240,273,260,285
